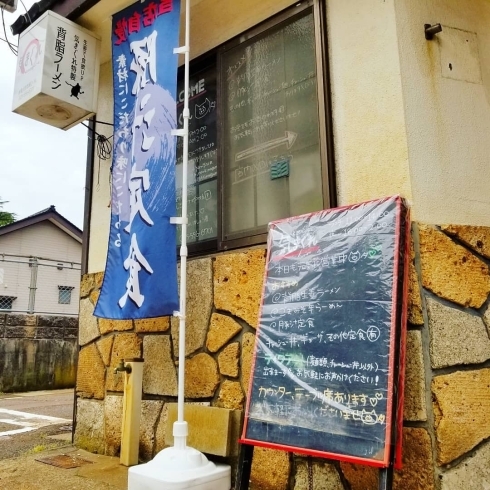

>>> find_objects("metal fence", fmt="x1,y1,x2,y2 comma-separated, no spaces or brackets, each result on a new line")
0,253,81,316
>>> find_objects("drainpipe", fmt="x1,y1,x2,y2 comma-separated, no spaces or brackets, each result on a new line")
73,115,96,445
27,257,38,314
81,116,95,276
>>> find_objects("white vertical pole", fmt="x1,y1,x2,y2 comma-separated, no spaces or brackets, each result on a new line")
173,0,191,451
130,3,230,486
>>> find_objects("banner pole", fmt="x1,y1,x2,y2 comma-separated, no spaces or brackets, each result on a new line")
128,1,231,485
174,0,191,451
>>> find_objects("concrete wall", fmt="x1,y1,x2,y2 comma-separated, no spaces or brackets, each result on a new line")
395,0,490,226
0,313,78,392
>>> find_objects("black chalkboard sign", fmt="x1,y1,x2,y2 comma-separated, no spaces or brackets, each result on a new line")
241,196,409,467
176,64,218,245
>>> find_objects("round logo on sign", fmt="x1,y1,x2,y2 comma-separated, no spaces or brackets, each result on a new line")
19,39,42,74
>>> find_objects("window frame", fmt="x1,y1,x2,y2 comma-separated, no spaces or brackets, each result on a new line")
176,51,219,257
58,286,74,305
0,296,16,310
176,0,336,256
217,0,335,251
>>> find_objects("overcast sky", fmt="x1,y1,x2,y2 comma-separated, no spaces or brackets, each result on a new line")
0,1,89,229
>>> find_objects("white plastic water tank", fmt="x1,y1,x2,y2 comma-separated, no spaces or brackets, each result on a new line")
128,445,231,490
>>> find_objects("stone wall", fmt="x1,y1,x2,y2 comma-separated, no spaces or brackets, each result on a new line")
75,252,264,461
0,313,78,392
75,225,490,489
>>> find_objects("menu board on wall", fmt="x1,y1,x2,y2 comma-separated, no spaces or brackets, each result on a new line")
176,64,218,245
241,196,409,466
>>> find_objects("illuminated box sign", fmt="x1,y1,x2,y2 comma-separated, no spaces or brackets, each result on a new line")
12,10,100,130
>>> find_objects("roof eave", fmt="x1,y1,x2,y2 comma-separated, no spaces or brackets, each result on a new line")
0,209,83,243
11,0,102,36
51,0,102,21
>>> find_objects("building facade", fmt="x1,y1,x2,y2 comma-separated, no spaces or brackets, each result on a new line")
14,0,490,488
0,206,82,315
0,206,82,391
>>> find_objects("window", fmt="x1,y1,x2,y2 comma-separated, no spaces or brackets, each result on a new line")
176,1,333,254
176,59,218,253
58,286,74,305
0,296,16,310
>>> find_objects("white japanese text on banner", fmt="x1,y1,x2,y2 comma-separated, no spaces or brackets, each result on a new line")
95,0,181,319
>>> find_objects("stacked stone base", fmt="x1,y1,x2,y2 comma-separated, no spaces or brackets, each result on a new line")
75,223,490,489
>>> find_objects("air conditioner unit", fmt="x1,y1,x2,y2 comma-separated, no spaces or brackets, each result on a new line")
0,0,17,13
12,10,100,130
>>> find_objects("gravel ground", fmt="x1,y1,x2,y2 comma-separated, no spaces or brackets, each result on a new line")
0,424,71,461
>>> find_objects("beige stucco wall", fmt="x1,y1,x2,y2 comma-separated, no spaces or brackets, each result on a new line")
74,2,490,488
395,0,490,226
78,0,299,64
84,0,417,272
87,61,112,274
326,0,412,206
82,0,490,267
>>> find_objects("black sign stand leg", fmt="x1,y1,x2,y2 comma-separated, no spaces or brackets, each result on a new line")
234,444,254,490
378,465,394,490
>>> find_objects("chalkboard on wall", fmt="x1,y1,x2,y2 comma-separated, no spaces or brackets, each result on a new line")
241,196,409,467
176,64,218,245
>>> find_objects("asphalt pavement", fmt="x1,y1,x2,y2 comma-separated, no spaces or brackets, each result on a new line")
0,389,73,460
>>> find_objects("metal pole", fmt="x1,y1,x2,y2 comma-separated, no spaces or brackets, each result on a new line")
81,116,96,275
234,445,254,490
173,0,191,451
0,255,80,268
27,257,38,314
378,466,394,490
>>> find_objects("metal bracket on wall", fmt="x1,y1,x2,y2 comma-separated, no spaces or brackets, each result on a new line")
425,23,443,40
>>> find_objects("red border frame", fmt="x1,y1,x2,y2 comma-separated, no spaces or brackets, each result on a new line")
394,207,411,469
240,195,408,468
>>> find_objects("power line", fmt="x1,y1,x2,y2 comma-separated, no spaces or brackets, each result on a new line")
0,6,18,56
0,35,17,47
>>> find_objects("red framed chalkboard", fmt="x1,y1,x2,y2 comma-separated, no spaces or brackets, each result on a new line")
240,196,409,468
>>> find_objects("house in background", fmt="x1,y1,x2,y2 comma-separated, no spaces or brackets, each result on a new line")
0,205,82,315
0,206,82,392
9,0,490,488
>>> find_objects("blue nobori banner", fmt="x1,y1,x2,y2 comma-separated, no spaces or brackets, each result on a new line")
95,0,180,319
